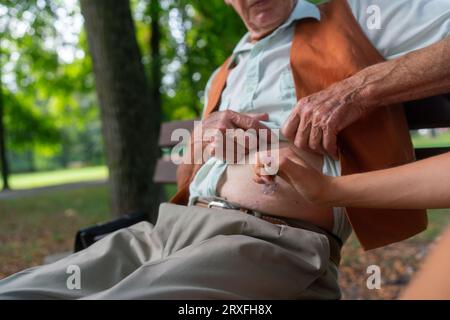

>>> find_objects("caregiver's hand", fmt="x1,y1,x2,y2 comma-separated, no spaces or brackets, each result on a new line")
281,76,370,160
256,150,450,210
253,146,332,205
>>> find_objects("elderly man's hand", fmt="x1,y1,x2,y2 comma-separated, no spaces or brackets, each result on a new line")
281,76,370,160
190,110,271,164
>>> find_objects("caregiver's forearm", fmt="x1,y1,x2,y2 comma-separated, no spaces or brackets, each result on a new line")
357,37,450,109
325,153,450,209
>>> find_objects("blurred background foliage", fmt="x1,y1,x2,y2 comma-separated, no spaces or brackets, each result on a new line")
0,0,245,177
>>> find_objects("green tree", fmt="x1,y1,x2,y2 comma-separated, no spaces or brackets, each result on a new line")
153,0,246,120
0,0,61,188
0,0,103,181
0,51,9,190
80,0,161,221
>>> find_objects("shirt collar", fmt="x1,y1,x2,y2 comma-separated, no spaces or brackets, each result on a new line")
229,0,321,64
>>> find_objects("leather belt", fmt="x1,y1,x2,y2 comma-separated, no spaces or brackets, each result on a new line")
193,196,342,266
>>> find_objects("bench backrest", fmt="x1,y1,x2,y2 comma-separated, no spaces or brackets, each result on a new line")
404,93,450,159
153,120,196,184
153,94,450,184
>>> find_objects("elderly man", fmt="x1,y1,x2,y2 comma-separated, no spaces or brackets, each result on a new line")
1,0,449,299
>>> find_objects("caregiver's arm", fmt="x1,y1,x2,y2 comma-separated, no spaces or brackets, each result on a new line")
283,37,450,159
254,150,450,210
326,153,450,209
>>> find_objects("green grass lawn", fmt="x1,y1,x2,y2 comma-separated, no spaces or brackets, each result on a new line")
412,130,450,148
0,166,108,190
0,185,449,301
0,185,110,278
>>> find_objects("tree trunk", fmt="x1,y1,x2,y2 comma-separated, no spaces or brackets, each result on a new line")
149,0,165,202
26,150,35,172
59,131,70,168
150,0,162,117
80,0,161,222
0,54,10,191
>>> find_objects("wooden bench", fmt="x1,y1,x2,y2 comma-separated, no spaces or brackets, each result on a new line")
74,94,450,252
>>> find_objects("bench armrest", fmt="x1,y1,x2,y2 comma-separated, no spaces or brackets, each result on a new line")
74,212,148,252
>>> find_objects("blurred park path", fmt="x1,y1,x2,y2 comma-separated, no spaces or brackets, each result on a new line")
0,180,106,201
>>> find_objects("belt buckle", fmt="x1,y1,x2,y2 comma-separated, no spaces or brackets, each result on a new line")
252,211,262,218
202,197,260,217
207,200,229,209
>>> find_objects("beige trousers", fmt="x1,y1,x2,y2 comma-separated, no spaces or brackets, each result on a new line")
0,203,340,300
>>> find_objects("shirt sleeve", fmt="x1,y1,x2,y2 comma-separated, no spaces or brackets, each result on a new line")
347,0,450,60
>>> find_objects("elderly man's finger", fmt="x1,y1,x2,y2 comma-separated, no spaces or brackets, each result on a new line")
323,128,339,160
228,111,267,130
294,120,312,152
229,113,275,147
281,110,300,140
294,101,315,148
309,123,326,155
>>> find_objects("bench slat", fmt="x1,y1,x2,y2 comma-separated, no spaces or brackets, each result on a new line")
153,159,178,184
405,94,450,130
159,120,197,148
415,147,450,160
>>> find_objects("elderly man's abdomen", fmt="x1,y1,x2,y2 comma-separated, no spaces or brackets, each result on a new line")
217,144,334,232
